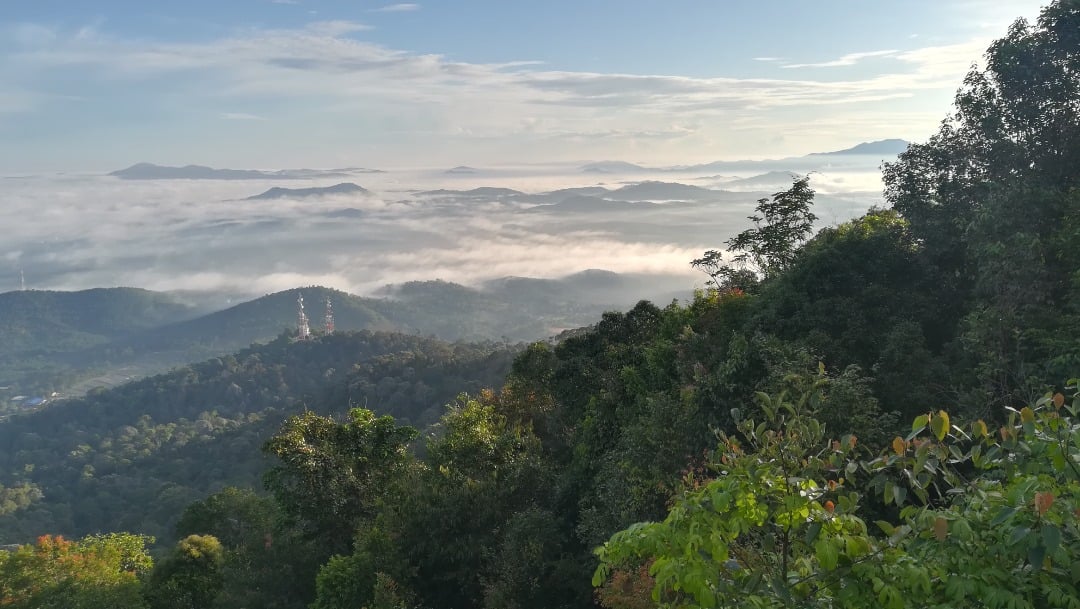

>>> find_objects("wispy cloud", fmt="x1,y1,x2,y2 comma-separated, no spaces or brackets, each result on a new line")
783,50,900,69
303,20,372,35
752,57,785,62
221,112,267,121
371,3,420,12
1,19,993,167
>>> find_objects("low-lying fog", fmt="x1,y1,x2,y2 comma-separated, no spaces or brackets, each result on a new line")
1,155,891,302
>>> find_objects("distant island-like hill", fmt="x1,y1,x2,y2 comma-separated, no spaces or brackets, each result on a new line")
110,163,382,180
811,139,910,156
576,139,911,173
247,183,368,200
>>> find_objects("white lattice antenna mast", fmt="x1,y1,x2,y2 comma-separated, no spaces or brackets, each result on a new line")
297,293,311,340
324,296,335,335
19,269,25,291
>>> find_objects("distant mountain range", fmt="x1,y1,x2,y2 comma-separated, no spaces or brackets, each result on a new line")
247,182,368,200
577,139,911,174
811,139,910,156
723,171,803,190
419,187,524,198
581,160,651,174
609,181,720,201
110,163,383,180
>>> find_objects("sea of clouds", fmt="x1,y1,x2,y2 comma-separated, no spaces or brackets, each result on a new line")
1,160,887,302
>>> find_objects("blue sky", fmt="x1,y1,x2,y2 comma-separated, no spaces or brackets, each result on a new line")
1,0,1047,171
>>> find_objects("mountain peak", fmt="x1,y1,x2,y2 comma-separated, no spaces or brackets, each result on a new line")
813,139,910,156
246,182,368,200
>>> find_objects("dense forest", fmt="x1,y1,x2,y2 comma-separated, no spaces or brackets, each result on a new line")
3,3,1080,608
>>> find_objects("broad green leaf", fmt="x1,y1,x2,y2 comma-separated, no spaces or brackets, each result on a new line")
930,411,950,441
1042,524,1061,555
1028,543,1046,569
972,419,988,438
893,485,907,506
990,506,1017,526
815,538,838,570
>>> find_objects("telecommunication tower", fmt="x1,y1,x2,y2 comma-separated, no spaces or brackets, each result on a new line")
324,297,335,335
19,269,25,291
296,293,311,340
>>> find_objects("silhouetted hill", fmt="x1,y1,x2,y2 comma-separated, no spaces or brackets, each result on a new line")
444,166,479,174
575,139,908,174
246,183,368,200
419,187,524,198
609,181,719,201
110,163,371,180
724,171,802,189
545,186,611,197
580,161,649,174
812,139,910,156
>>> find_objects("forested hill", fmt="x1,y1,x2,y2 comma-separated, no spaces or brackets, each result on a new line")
0,274,691,398
0,287,197,355
0,330,516,543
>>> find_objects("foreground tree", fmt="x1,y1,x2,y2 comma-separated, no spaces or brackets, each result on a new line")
145,535,225,609
263,408,417,556
0,533,152,609
693,176,817,290
884,0,1080,410
594,378,1080,608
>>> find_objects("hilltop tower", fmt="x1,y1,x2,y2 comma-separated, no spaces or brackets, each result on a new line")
19,269,25,291
324,296,335,335
297,293,311,340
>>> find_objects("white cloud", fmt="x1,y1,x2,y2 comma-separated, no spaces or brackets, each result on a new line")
371,3,420,12
1,19,998,166
783,50,900,69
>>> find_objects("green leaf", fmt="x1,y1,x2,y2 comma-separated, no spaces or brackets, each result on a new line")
1028,543,1046,569
1009,525,1030,546
911,414,929,433
805,521,823,545
990,506,1017,526
1042,524,1061,555
892,485,907,506
930,411,950,441
815,538,838,570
